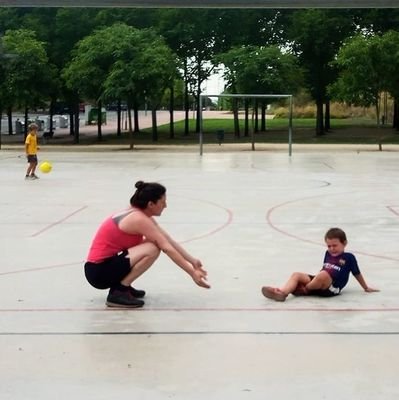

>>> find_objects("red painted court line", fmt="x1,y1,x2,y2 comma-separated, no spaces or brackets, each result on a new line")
1,307,399,312
322,162,334,170
30,205,88,237
387,205,399,217
266,193,399,262
176,195,234,244
0,261,82,276
1,199,231,276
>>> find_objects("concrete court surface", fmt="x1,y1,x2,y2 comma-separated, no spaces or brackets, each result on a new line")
1,146,399,400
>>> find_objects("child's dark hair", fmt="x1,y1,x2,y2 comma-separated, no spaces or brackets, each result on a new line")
130,181,166,209
324,227,347,243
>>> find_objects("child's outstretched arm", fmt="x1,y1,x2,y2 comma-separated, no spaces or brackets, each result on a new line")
354,273,379,292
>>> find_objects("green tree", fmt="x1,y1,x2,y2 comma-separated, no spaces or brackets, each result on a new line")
2,29,50,135
378,30,399,129
330,33,386,125
220,45,301,135
94,8,157,30
14,8,99,141
157,9,223,134
213,9,288,50
332,30,399,130
62,23,131,140
352,9,399,35
0,8,20,32
222,45,300,94
102,25,177,146
132,33,176,142
288,9,355,135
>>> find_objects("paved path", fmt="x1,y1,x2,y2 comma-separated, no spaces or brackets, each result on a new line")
1,110,233,138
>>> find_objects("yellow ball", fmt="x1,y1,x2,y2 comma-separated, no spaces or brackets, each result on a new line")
39,161,52,174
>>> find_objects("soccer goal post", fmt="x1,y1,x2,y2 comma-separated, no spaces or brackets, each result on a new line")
199,93,293,156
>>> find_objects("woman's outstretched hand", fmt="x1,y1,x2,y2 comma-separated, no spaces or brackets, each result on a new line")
192,267,211,289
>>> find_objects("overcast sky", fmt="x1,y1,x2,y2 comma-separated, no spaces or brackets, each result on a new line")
202,70,226,95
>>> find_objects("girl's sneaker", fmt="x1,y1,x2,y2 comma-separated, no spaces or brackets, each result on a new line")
129,287,146,298
106,287,144,308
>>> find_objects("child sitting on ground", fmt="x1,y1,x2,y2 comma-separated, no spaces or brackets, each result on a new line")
262,227,379,302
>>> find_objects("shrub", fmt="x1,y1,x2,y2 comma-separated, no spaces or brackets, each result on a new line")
272,102,377,119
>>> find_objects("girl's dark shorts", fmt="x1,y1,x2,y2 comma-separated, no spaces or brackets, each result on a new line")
84,250,131,289
27,155,38,163
307,274,340,297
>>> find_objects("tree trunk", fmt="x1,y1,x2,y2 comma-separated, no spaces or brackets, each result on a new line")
49,99,55,137
69,112,74,136
325,99,331,131
316,99,324,136
233,98,240,138
152,108,158,142
195,63,202,134
7,107,12,135
393,99,398,131
244,99,249,137
184,83,190,136
375,97,380,127
97,100,102,140
383,91,388,125
74,102,80,144
184,62,189,136
117,99,121,137
133,104,140,132
24,107,28,138
169,85,175,139
128,106,133,150
261,102,266,132
254,100,259,133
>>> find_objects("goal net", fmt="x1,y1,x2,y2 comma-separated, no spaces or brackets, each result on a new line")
199,93,293,156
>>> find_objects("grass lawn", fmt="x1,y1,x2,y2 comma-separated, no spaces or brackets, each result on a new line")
8,117,398,147
98,117,399,146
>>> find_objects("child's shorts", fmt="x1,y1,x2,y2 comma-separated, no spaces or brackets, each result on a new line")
84,251,131,289
27,155,38,163
307,274,341,297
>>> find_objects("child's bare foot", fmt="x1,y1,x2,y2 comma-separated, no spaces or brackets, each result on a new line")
261,286,287,302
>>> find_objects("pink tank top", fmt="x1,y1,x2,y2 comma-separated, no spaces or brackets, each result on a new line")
87,212,144,263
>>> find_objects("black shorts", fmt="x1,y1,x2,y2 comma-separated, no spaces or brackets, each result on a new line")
27,155,38,163
307,274,340,297
84,251,131,289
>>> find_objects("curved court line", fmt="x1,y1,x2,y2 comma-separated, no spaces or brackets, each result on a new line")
31,205,88,237
266,191,399,262
173,195,233,244
1,197,232,276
